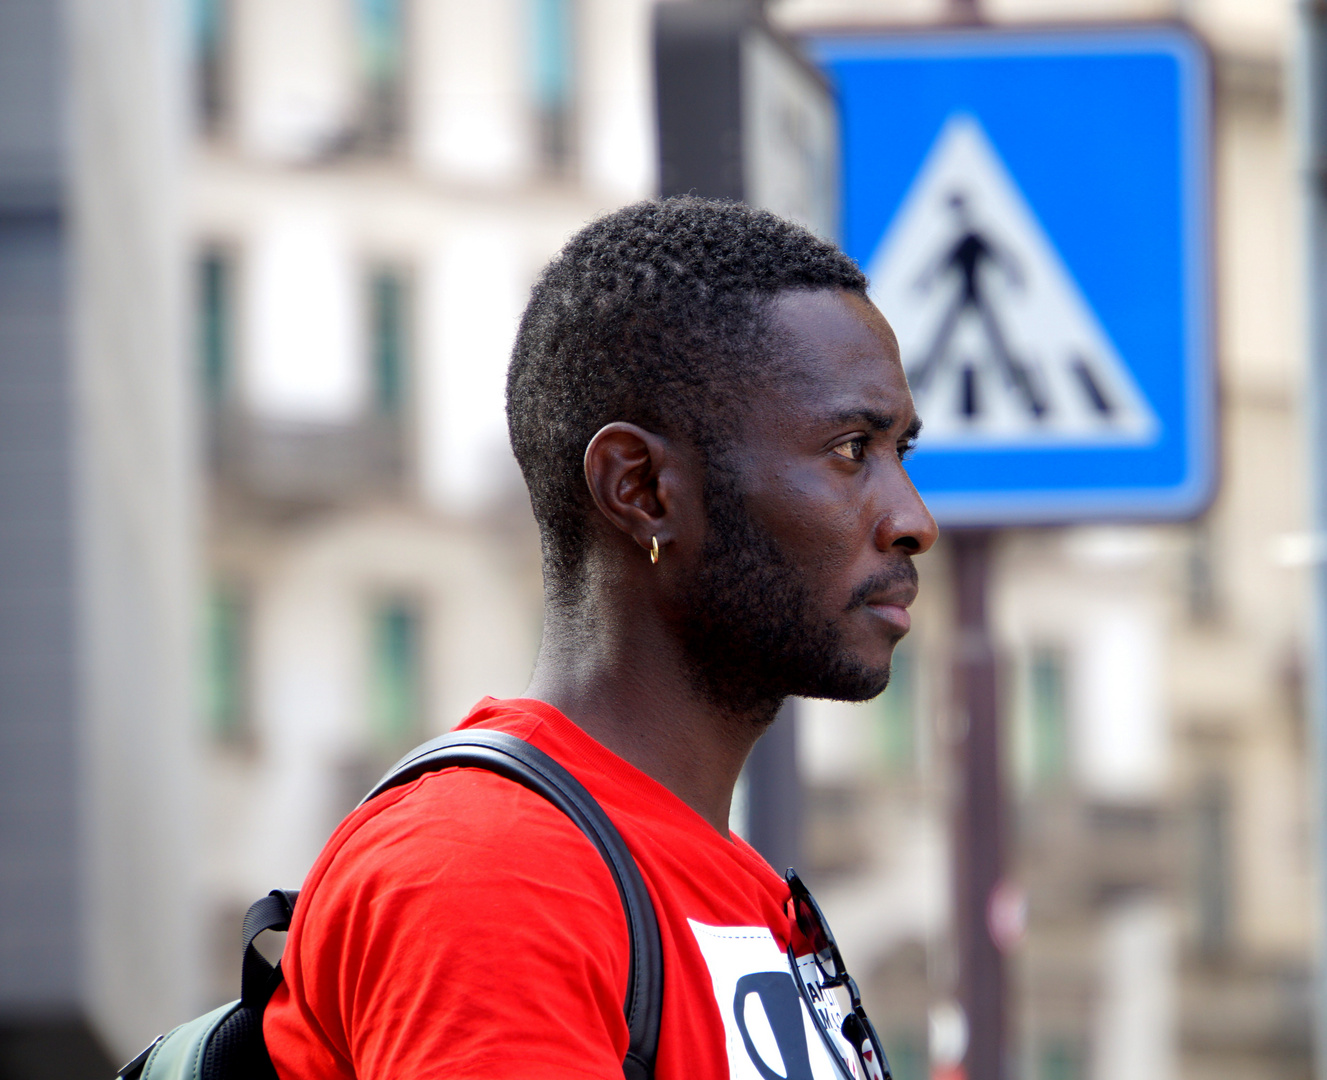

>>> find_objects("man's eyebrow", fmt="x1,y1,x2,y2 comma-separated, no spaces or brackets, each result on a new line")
832,410,924,438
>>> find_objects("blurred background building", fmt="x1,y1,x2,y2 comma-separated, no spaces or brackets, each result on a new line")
0,0,1313,1078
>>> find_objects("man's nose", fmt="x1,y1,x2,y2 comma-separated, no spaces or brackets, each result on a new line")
875,467,939,555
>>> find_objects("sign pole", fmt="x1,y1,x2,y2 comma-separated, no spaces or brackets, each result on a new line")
745,699,802,874
951,529,1006,1080
949,0,982,23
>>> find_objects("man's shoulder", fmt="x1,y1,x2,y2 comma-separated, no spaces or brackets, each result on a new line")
269,750,636,1080
318,764,613,898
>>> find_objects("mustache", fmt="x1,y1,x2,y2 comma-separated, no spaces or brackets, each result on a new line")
843,560,919,612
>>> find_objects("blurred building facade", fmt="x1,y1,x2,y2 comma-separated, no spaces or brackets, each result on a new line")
190,3,1317,1080
0,0,1310,1076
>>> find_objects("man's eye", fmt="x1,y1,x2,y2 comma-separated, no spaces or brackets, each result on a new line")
898,438,918,462
832,438,867,461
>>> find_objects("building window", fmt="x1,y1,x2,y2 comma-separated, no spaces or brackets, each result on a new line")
197,247,234,408
884,1031,925,1080
204,583,249,743
530,0,575,174
1037,1039,1084,1080
191,0,229,133
1027,646,1069,786
356,0,405,151
369,267,409,416
875,646,917,775
369,598,424,748
1195,772,1231,956
1185,520,1219,625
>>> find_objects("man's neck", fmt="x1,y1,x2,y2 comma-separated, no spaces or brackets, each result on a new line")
523,597,777,837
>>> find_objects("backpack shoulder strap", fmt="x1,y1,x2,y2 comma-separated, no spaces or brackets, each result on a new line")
240,888,298,1008
363,729,663,1080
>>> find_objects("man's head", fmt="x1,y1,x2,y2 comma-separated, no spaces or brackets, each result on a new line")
508,198,936,716
508,198,868,588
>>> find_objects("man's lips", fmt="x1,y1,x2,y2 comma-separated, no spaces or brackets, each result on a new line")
846,569,918,635
863,587,916,634
845,566,919,615
866,602,911,634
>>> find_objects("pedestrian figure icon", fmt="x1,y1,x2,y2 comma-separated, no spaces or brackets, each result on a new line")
867,115,1158,448
910,193,1049,422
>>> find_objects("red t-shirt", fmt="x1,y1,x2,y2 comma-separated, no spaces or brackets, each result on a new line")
265,697,858,1079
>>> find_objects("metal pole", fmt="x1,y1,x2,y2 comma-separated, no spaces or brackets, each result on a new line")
951,530,1005,1080
746,699,802,874
950,0,983,24
937,4,996,1075
1297,7,1327,1080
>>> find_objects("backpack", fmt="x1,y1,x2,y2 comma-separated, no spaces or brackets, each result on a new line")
115,730,664,1080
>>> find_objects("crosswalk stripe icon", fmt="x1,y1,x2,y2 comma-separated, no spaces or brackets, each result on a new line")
867,114,1159,448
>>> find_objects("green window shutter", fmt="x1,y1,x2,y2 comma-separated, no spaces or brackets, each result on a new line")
204,583,248,742
530,0,575,171
369,599,423,747
876,647,917,775
1038,1039,1084,1080
883,1032,925,1080
1028,647,1069,785
356,0,404,147
198,250,232,407
370,269,408,415
191,0,227,130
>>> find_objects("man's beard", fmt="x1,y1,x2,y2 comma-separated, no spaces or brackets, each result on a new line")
674,467,904,720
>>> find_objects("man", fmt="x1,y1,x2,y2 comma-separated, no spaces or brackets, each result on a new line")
264,198,937,1079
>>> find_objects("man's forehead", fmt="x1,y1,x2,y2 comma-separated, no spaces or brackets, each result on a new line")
757,288,909,417
768,287,901,367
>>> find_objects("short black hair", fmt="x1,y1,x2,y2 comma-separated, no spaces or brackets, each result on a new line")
506,196,867,598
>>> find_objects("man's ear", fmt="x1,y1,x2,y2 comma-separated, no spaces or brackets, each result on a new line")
583,422,674,558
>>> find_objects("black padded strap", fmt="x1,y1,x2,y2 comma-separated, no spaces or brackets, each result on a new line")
363,730,663,1080
240,889,298,1007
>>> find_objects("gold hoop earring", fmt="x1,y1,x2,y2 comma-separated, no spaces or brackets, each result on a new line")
650,536,660,565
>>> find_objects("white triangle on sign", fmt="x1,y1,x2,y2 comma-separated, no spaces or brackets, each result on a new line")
867,114,1158,448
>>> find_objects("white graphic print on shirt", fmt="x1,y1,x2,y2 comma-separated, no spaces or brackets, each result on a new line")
688,920,859,1080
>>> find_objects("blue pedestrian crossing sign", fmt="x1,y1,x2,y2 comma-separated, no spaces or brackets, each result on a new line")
810,27,1214,524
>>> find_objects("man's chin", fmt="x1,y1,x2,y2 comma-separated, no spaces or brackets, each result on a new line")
797,660,893,704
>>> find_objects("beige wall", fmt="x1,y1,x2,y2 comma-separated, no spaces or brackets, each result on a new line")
66,0,206,1058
